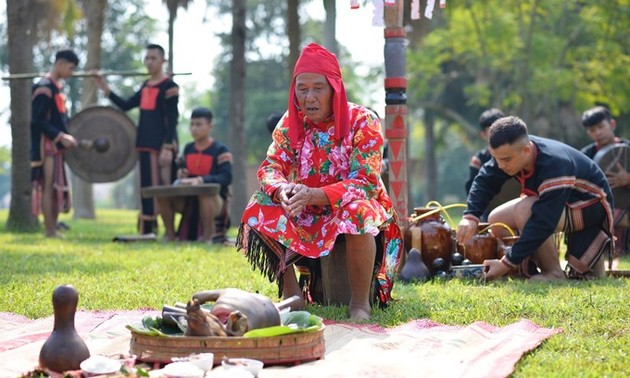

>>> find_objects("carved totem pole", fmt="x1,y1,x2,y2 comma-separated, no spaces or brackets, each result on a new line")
383,1,408,228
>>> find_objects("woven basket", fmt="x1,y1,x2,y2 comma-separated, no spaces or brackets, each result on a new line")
129,325,325,366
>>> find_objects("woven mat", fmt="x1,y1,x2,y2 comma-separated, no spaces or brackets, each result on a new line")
0,311,561,378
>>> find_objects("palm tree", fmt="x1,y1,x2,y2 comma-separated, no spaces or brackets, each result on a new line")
287,0,301,78
163,0,193,74
322,0,338,56
230,0,247,217
6,0,83,230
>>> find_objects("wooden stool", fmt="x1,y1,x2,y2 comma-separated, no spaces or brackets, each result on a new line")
320,240,350,306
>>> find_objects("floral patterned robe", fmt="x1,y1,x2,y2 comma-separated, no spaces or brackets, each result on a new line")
237,103,402,306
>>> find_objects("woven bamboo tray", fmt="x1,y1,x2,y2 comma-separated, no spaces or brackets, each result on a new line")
129,326,325,366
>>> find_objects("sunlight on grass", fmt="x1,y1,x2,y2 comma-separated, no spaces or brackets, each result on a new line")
1,209,629,376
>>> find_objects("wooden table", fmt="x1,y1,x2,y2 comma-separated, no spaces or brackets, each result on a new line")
141,183,220,198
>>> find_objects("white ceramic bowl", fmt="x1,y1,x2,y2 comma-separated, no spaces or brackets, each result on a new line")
80,355,122,376
162,361,205,378
171,353,214,371
222,358,264,377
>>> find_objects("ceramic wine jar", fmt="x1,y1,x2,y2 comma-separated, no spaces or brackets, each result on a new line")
497,235,520,260
398,248,432,282
457,222,498,264
39,284,90,372
409,207,454,274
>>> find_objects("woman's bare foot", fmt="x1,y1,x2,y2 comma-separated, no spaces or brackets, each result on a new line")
282,295,305,311
349,304,371,321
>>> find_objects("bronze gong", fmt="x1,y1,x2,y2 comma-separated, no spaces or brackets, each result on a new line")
65,106,137,183
593,143,630,209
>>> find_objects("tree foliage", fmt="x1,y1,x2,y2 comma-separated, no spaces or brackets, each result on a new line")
204,0,373,164
405,0,630,203
407,0,629,145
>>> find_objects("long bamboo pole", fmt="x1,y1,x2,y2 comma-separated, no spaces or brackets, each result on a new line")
1,70,192,80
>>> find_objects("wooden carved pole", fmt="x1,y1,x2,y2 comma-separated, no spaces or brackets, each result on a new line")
383,1,408,230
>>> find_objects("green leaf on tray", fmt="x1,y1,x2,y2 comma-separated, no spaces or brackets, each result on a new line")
126,315,184,336
127,311,323,338
243,311,323,338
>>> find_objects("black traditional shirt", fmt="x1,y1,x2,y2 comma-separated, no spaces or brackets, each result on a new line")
108,77,179,152
581,137,630,159
183,140,233,199
465,147,492,194
465,135,613,265
30,77,68,164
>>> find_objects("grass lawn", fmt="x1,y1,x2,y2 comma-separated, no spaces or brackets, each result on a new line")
1,209,629,377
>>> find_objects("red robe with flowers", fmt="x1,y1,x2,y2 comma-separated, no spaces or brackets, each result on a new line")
237,104,402,306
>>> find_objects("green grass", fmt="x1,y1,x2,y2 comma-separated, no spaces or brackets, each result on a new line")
1,209,629,377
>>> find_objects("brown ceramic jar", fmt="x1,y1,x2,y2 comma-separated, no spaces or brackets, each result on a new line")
39,285,90,372
409,207,454,274
457,222,498,264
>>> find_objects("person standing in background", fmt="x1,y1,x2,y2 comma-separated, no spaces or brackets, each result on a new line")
31,49,79,238
95,44,179,235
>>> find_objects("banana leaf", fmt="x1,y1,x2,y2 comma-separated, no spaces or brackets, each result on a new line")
243,311,323,338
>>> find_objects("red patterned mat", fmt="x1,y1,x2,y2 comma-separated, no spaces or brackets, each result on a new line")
0,311,561,378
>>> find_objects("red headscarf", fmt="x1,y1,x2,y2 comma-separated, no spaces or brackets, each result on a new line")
287,43,350,149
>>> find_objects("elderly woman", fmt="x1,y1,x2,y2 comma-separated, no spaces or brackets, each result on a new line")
236,43,402,321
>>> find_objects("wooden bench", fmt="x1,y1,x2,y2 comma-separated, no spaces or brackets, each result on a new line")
141,183,231,242
140,183,220,198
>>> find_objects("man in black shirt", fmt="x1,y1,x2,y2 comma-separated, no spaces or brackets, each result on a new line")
31,49,79,237
95,44,179,234
458,116,613,281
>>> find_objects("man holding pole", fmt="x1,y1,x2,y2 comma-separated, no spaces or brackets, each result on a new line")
95,44,180,235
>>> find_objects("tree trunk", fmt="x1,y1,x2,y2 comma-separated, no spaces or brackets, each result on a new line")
323,0,338,56
405,0,433,48
72,0,107,219
167,10,176,74
6,0,38,232
164,0,180,74
287,0,300,77
229,0,248,218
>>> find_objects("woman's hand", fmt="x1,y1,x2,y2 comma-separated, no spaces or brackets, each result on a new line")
279,184,312,217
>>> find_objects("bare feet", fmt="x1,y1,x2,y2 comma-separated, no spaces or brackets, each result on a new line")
349,304,371,321
528,271,566,281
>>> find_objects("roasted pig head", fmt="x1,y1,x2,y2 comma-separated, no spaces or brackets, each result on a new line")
185,298,227,337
